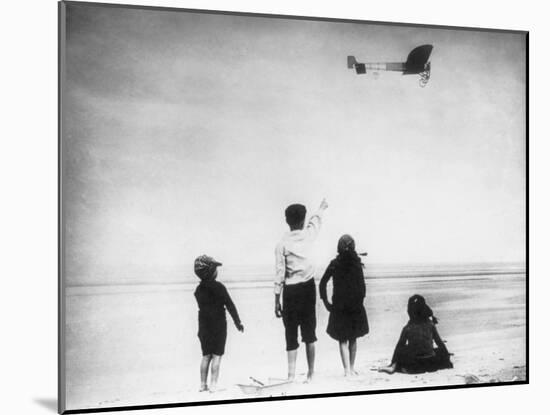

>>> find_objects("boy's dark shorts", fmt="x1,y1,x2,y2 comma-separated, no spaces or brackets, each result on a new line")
198,322,227,356
282,278,317,351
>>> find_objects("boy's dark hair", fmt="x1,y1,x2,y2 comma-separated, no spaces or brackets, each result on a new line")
285,204,306,227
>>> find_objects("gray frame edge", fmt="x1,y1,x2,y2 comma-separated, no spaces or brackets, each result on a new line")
58,1,67,413
62,0,528,34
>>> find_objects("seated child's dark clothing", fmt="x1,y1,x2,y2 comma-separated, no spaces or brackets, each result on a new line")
392,346,451,374
319,254,369,341
195,280,241,356
391,321,452,373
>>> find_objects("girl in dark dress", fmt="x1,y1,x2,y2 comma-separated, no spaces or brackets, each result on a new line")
378,294,452,374
319,234,369,376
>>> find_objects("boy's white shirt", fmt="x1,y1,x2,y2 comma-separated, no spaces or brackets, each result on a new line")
274,209,324,294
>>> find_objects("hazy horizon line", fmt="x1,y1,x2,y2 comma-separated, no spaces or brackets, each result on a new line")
65,260,526,288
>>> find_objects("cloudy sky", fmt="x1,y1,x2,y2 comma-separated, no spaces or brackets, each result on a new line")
62,3,526,285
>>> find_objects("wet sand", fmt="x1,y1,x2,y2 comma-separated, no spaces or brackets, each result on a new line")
63,273,526,410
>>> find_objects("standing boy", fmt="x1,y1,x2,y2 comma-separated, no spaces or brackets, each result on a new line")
274,199,328,382
194,255,244,392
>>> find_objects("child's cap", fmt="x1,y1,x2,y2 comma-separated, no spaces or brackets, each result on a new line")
194,255,222,280
285,204,306,226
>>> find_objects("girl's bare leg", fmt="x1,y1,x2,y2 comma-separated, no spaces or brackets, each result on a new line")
349,338,358,375
209,355,222,392
339,340,351,376
200,355,212,391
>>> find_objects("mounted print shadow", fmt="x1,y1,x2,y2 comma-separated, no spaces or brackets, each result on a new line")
58,1,527,413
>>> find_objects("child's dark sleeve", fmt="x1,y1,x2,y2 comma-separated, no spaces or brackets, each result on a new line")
397,326,408,347
358,264,366,300
194,288,201,307
319,262,334,310
432,324,450,355
221,284,242,327
391,326,409,363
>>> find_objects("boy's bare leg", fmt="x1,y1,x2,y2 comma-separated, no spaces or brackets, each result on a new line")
209,355,222,392
339,341,351,376
200,355,212,391
349,338,358,375
305,342,315,382
287,349,298,381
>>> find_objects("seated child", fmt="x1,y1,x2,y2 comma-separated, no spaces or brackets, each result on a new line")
194,255,244,392
379,294,452,374
319,234,369,376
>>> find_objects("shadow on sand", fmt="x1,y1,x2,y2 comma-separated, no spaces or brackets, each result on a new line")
34,398,57,413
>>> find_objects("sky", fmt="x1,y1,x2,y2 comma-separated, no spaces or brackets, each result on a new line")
62,4,526,285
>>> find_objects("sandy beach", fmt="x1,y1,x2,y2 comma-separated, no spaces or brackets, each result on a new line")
64,271,526,410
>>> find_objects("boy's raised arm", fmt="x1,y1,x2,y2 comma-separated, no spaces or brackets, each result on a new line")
305,198,328,239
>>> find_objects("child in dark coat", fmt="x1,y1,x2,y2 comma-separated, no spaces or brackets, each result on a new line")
319,235,369,376
378,294,452,374
194,255,244,392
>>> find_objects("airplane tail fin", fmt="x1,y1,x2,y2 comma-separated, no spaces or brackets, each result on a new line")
347,55,358,69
